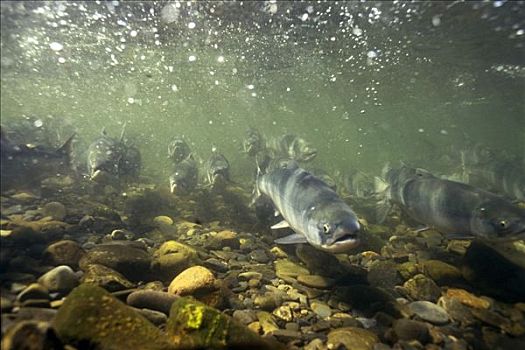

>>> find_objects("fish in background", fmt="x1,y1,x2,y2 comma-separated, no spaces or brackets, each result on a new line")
375,165,525,242
169,157,198,195
341,169,376,199
266,133,318,163
453,144,525,202
205,151,231,188
167,137,191,164
308,167,338,192
119,144,142,181
1,126,76,191
86,129,126,184
256,160,361,253
242,127,265,157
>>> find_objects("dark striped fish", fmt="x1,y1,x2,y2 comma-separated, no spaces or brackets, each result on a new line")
376,166,525,241
257,160,360,253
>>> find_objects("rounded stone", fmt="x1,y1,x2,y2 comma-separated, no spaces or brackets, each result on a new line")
17,284,50,302
127,290,179,315
168,265,215,296
44,240,85,267
327,327,380,350
297,274,335,289
409,300,449,324
37,265,79,293
153,215,173,226
393,318,430,342
42,202,67,221
1,320,63,350
445,288,490,309
403,274,442,302
311,301,332,318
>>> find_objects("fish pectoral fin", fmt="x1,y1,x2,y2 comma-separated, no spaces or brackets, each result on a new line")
414,226,431,233
446,232,475,240
271,220,290,229
274,233,308,244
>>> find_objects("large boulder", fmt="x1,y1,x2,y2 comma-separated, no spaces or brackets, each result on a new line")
52,284,173,350
151,241,201,282
166,297,284,349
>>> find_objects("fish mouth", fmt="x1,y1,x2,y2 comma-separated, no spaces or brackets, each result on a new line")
321,233,360,253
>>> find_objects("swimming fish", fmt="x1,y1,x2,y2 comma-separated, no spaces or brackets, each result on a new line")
257,160,360,253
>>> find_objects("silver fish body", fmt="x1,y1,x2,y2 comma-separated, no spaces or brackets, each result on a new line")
258,161,360,253
383,166,525,241
169,157,198,194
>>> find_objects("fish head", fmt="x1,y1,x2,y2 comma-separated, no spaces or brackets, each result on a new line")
307,206,361,253
168,138,190,163
471,201,525,241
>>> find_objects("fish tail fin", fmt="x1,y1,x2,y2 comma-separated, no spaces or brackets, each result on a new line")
250,155,263,207
373,175,392,223
57,133,75,161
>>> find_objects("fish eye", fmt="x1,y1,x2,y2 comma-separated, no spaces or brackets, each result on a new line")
322,224,331,234
499,220,508,229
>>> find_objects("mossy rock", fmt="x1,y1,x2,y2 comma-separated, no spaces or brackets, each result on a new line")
166,297,284,349
53,284,173,350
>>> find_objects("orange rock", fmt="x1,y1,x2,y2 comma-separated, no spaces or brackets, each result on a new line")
446,288,490,309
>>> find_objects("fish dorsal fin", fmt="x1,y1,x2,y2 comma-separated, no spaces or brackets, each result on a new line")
101,127,107,136
271,220,290,229
274,233,308,244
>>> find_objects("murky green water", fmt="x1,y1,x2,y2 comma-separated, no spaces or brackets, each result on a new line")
2,1,523,182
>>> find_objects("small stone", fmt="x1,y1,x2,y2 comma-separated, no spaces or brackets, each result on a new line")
270,246,288,259
397,262,420,280
233,309,258,325
311,301,332,318
42,202,67,221
393,318,430,342
275,259,310,279
206,230,240,249
421,260,463,285
327,327,380,350
44,240,85,267
17,283,50,302
151,240,200,282
203,258,229,272
273,304,294,322
38,265,79,293
367,260,402,292
445,288,490,309
110,229,134,240
132,307,168,326
403,274,442,302
11,192,38,202
254,293,280,311
409,300,449,324
152,215,173,226
81,264,135,292
257,311,279,334
297,274,335,289
127,290,179,315
250,249,270,263
168,265,215,296
238,271,263,281
248,278,261,288
1,296,14,312
270,329,302,341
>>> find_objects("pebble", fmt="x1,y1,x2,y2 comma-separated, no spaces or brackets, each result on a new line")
273,304,294,322
310,301,332,318
445,288,490,309
250,249,270,263
270,329,303,341
409,300,449,324
81,264,135,292
297,274,335,289
421,260,463,285
1,297,14,312
403,274,442,302
132,307,168,326
254,293,280,311
41,202,67,221
233,309,258,325
327,327,380,350
152,215,173,226
275,259,310,279
203,258,229,272
168,265,216,296
37,265,79,293
256,311,279,334
238,271,263,281
1,320,63,350
393,318,430,342
44,240,85,267
17,283,50,303
127,290,179,315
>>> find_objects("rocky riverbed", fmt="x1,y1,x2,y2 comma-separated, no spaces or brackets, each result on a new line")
1,179,525,349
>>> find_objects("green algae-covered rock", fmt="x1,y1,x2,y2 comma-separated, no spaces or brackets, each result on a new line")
53,284,173,350
166,297,284,350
